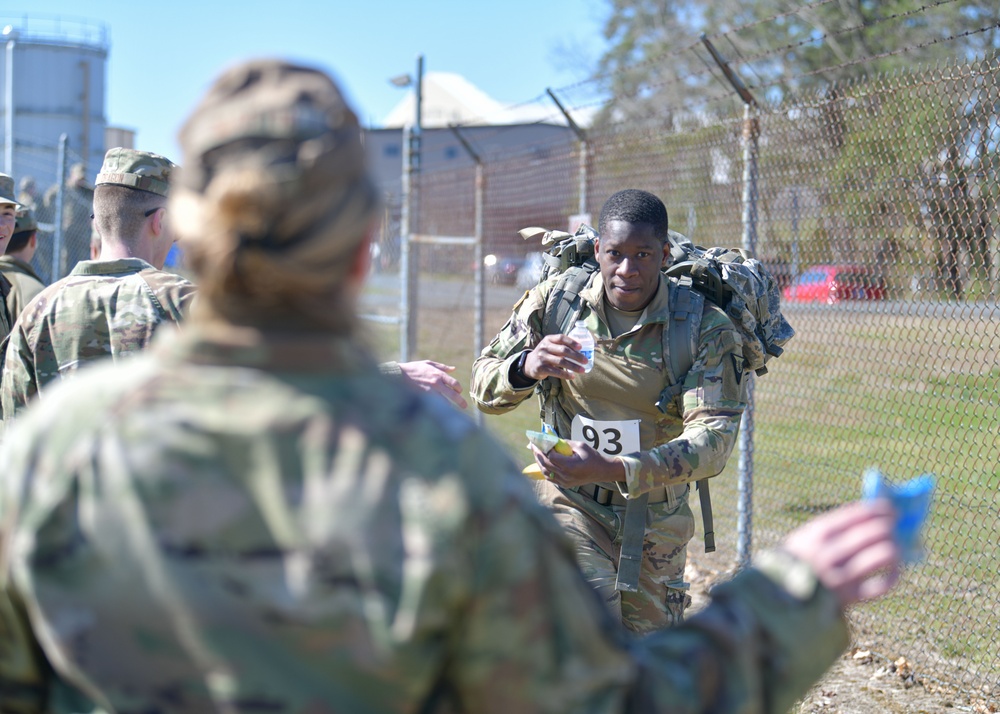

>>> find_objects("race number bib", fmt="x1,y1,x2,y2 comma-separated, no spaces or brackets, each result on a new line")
571,415,641,457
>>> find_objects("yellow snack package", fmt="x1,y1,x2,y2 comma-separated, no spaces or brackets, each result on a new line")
522,430,572,479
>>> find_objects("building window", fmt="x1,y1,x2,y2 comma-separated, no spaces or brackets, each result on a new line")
384,144,401,157
444,146,459,160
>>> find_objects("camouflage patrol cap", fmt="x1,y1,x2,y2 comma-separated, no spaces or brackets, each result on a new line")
173,58,378,253
14,206,37,233
96,148,177,197
0,173,20,207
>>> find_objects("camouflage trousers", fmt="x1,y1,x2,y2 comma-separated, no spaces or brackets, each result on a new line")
533,479,694,635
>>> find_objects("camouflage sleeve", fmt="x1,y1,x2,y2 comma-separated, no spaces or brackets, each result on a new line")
0,320,40,424
470,284,549,414
622,305,748,496
378,361,403,376
414,440,848,714
632,553,850,713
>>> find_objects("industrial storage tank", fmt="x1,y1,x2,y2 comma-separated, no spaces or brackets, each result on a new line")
1,14,108,279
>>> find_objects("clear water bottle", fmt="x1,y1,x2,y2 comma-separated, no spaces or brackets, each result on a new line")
568,320,595,373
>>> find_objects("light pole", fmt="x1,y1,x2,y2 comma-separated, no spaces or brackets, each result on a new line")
3,25,17,175
389,55,423,361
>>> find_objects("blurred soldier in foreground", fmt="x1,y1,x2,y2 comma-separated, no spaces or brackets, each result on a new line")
0,59,901,713
0,149,195,420
0,174,21,341
1,206,47,319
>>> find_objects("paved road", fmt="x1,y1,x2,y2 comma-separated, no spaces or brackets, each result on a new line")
361,272,523,316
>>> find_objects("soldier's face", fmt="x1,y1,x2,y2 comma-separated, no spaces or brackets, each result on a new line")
596,220,669,312
0,203,16,249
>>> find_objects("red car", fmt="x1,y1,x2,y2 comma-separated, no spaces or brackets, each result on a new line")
782,265,886,304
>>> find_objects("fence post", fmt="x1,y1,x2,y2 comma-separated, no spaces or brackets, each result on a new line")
448,123,485,425
4,35,14,174
701,35,760,570
52,133,68,282
398,55,423,363
546,88,588,216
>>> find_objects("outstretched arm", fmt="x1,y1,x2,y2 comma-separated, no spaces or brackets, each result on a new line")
383,360,469,409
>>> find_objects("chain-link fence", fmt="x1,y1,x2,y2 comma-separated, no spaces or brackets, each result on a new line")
366,49,1000,702
12,134,95,285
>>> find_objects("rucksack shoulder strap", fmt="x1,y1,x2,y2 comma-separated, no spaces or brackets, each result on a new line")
661,275,715,553
540,260,599,337
655,275,704,413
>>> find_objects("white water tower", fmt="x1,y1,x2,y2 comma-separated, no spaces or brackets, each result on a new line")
1,14,108,190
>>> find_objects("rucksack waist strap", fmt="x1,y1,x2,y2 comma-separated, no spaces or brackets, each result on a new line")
578,484,683,507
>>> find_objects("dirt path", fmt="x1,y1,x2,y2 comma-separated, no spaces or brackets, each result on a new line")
683,552,997,713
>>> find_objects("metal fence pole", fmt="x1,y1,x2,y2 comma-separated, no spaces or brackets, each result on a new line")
546,88,588,217
701,35,760,569
4,35,14,174
52,133,68,282
398,55,423,362
449,123,485,425
399,124,412,362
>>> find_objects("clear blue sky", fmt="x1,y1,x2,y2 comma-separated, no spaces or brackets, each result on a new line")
16,0,609,159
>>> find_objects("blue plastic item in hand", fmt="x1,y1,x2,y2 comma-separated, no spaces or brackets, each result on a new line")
862,468,935,564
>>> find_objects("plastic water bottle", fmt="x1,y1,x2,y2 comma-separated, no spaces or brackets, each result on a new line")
568,320,595,373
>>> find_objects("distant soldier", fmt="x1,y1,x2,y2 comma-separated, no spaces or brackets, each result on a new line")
0,149,195,420
16,176,41,211
62,162,95,255
0,58,903,714
0,206,46,319
0,174,20,342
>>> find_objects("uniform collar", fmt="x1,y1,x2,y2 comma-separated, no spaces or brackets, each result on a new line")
70,258,155,276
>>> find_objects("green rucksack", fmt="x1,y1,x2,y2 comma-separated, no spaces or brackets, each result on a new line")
518,222,795,553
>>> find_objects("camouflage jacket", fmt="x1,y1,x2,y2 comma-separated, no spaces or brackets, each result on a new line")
472,272,748,497
0,255,46,321
0,322,848,713
0,273,13,345
0,258,195,421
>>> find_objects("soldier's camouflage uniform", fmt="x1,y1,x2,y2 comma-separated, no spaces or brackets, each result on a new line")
0,321,849,713
0,258,194,420
472,271,747,633
0,255,45,321
1,206,46,320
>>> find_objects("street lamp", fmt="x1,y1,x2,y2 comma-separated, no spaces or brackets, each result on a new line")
390,55,423,362
4,25,18,174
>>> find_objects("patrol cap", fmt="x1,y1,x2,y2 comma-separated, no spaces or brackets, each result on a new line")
14,206,37,233
0,173,20,207
96,148,177,198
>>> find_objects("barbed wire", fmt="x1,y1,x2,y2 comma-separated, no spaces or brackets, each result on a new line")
703,0,840,42
542,0,978,115
752,22,1000,95
727,0,967,89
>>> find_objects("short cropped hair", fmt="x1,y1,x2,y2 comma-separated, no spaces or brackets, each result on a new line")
598,189,669,241
7,229,35,254
93,184,164,249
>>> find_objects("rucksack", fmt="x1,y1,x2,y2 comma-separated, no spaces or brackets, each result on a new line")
518,222,795,552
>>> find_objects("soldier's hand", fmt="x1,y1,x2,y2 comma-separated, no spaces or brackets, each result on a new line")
530,440,625,488
523,335,587,381
397,360,468,409
782,499,901,608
